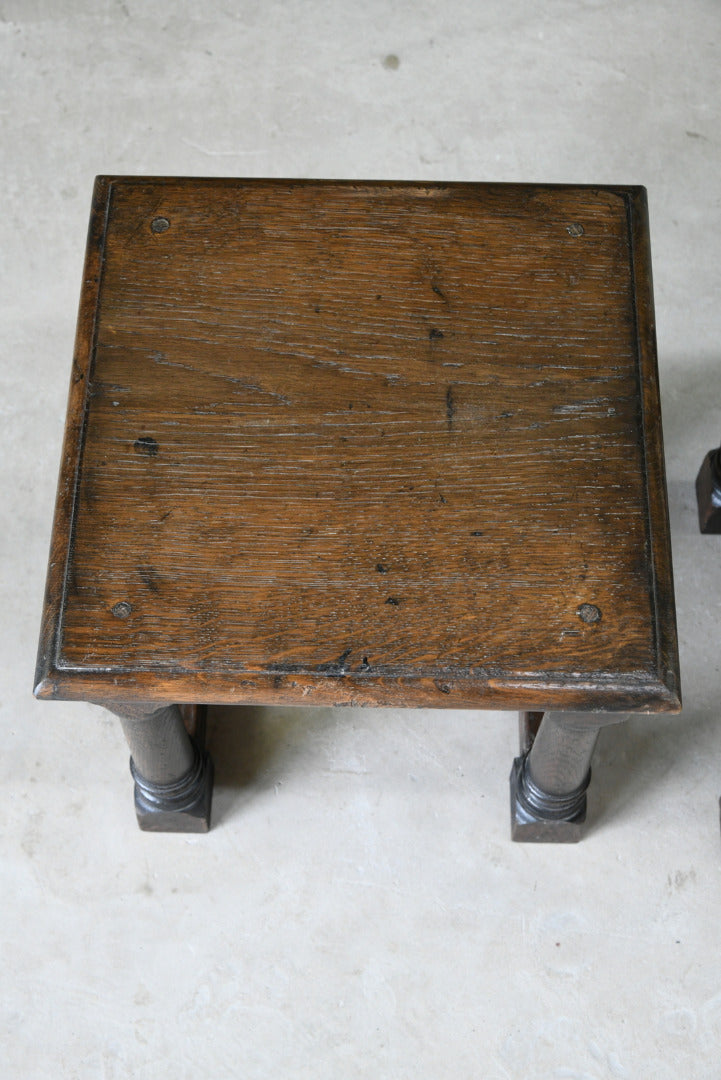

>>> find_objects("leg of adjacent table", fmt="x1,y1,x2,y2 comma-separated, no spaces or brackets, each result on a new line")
696,447,721,533
511,711,614,842
102,702,213,832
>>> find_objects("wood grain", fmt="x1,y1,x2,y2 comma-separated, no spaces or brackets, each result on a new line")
35,178,680,712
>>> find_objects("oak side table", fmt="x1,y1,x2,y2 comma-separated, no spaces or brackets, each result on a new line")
35,177,681,840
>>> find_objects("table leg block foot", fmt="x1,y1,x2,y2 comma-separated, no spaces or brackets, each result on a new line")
134,751,214,833
510,756,586,843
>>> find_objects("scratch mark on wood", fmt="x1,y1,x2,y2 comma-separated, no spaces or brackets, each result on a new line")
151,354,291,403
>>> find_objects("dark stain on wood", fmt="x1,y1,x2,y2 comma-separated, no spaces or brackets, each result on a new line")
134,436,159,457
138,565,161,594
318,647,353,674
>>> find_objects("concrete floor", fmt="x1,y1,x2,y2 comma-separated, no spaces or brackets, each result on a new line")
3,2,721,1076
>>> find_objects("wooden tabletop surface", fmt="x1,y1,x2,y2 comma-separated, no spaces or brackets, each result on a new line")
35,178,680,712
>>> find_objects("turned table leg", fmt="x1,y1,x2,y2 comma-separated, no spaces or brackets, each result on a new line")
102,702,213,832
511,711,621,842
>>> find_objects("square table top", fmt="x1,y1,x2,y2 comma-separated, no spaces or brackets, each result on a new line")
35,177,680,713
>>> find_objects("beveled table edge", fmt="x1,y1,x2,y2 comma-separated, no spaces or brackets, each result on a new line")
34,659,681,714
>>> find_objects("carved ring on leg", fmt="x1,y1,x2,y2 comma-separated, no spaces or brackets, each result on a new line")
514,753,590,822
